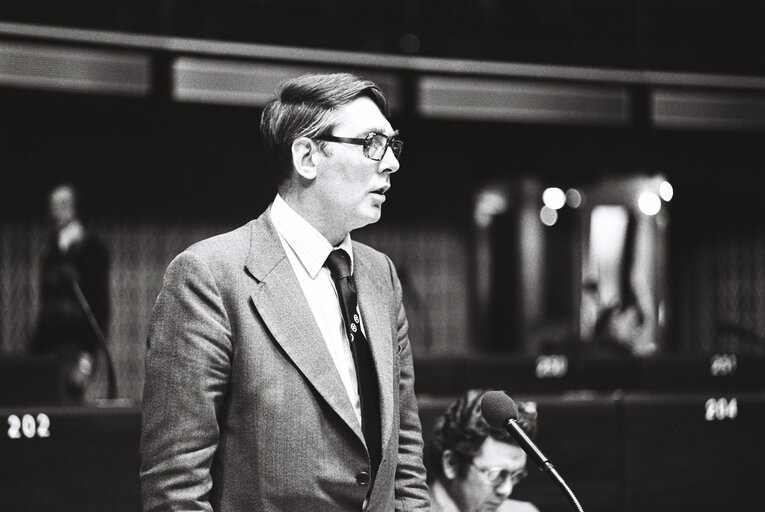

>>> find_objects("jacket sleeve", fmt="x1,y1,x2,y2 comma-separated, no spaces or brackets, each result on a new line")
140,250,233,512
387,256,431,511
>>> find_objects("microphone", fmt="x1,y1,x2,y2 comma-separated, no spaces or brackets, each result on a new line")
481,391,583,512
66,270,118,400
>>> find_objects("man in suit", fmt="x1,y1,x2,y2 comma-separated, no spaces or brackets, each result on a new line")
32,184,110,402
140,73,430,511
426,390,539,512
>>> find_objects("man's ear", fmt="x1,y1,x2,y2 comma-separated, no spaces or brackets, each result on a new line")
291,136,319,180
441,449,458,480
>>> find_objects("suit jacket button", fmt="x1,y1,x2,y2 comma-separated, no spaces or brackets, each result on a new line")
355,471,370,486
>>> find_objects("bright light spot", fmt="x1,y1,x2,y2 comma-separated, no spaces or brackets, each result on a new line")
589,206,629,305
638,191,661,216
660,181,674,202
540,206,558,226
474,189,508,227
566,188,582,208
543,187,566,210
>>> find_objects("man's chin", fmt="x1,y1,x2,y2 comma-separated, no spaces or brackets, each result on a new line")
361,207,383,225
479,502,503,512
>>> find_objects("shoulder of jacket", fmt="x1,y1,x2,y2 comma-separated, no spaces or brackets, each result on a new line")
186,222,252,261
351,239,389,265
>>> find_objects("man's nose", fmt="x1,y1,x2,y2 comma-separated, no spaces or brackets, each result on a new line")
379,146,399,173
494,478,514,500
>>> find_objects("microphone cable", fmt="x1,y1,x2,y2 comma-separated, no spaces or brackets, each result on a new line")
70,279,118,400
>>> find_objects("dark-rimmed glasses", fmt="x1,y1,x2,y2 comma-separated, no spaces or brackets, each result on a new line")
316,131,403,161
471,464,528,487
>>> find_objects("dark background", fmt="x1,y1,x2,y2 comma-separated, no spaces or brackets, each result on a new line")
1,0,764,74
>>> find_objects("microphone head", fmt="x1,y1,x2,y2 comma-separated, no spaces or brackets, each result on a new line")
481,390,519,429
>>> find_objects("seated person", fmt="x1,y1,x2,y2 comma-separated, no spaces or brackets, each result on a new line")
427,389,539,512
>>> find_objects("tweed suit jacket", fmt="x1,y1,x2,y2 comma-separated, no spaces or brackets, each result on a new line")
140,209,430,511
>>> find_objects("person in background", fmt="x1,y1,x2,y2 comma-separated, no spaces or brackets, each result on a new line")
31,184,110,402
140,73,429,511
427,389,539,512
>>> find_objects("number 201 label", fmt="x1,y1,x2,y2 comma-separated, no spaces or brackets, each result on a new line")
7,413,51,439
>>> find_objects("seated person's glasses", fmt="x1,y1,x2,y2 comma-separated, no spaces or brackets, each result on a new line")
471,464,528,487
317,131,403,161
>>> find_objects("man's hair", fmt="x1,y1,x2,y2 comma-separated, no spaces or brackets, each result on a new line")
427,389,538,483
259,72,389,185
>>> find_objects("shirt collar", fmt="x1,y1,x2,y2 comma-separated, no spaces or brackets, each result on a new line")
58,220,84,253
430,479,460,512
270,194,354,278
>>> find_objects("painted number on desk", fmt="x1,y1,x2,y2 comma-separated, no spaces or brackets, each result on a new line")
705,398,738,421
7,414,51,439
535,355,568,378
710,354,737,377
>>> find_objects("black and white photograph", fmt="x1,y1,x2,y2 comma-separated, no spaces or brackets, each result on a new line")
1,2,764,511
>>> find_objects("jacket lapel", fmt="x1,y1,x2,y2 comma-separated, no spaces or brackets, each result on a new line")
245,213,364,444
353,252,395,455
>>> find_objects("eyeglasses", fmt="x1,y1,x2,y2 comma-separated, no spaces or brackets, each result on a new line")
471,464,528,487
316,131,403,161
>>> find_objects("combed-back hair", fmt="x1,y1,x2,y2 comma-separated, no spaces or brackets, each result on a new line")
426,389,538,483
259,72,389,185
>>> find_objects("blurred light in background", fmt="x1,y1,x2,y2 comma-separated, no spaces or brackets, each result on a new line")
399,34,421,53
588,205,630,306
660,180,674,202
540,205,558,226
543,187,566,210
474,188,509,227
566,188,582,208
638,191,662,216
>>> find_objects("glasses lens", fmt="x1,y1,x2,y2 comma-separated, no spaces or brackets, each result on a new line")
509,469,527,485
485,468,505,484
486,468,527,486
390,139,403,159
364,134,387,160
364,133,403,161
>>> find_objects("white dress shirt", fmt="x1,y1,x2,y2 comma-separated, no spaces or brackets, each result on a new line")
57,220,85,252
429,479,540,512
270,194,363,426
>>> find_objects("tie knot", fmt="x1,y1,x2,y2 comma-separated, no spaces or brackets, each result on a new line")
326,249,352,279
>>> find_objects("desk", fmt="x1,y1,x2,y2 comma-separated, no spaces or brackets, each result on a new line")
0,403,141,512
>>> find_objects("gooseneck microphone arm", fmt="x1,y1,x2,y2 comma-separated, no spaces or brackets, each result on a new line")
481,391,583,512
70,279,118,400
503,416,583,512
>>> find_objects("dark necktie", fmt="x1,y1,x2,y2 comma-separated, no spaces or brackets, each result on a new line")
325,249,382,478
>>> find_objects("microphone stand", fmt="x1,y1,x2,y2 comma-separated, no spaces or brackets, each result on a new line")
505,417,584,512
543,462,584,512
70,279,118,400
